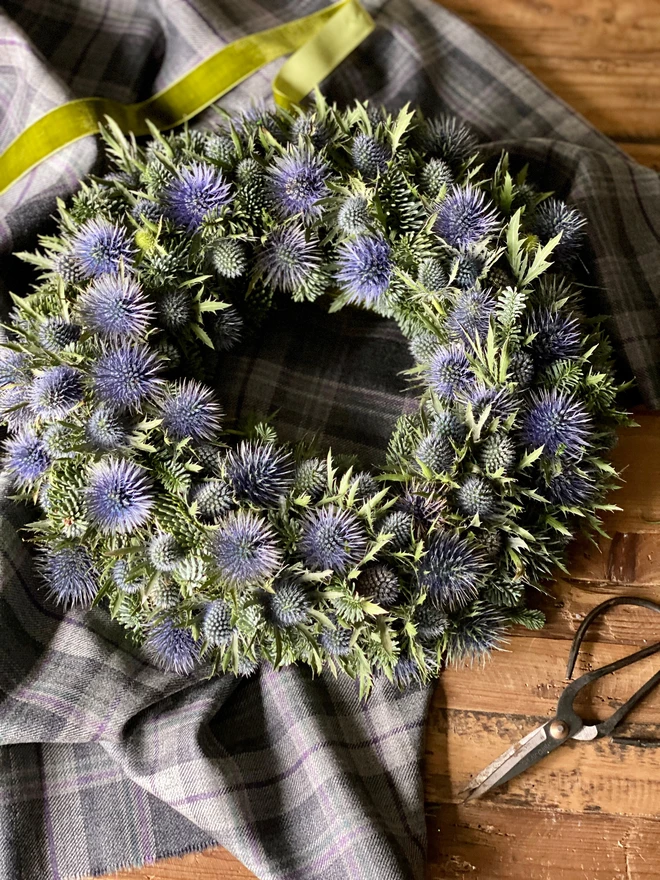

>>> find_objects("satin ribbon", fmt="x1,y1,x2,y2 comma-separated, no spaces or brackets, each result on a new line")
0,0,374,196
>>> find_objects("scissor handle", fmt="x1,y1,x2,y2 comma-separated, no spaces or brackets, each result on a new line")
556,597,660,738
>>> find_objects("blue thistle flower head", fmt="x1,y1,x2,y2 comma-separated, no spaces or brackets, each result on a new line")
157,289,193,332
159,380,222,442
86,456,154,534
420,114,477,167
337,195,370,234
508,350,536,387
290,112,332,149
378,510,413,551
73,218,135,277
392,656,425,689
257,225,321,293
429,345,473,400
0,386,33,433
530,198,586,262
211,306,244,352
131,198,162,223
202,599,234,647
429,406,467,443
524,307,582,366
521,390,592,459
351,133,390,178
191,479,234,522
479,433,517,474
413,603,449,645
112,559,145,594
0,349,30,388
147,618,200,674
446,604,507,664
546,465,596,507
456,475,500,520
164,162,232,230
92,344,162,410
267,577,311,628
452,250,487,289
80,274,153,339
211,510,282,587
420,158,453,198
435,185,499,248
418,257,448,292
210,238,247,279
29,365,83,419
293,457,327,502
419,531,487,609
268,147,329,223
38,318,82,352
52,251,85,283
86,405,129,450
447,289,495,344
336,235,392,306
461,383,516,424
4,430,50,485
148,532,184,572
356,564,400,606
415,430,455,474
319,617,353,656
40,545,97,607
299,505,368,574
42,424,76,460
227,441,294,506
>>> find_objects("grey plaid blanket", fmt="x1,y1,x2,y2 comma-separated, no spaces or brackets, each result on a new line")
1,1,659,879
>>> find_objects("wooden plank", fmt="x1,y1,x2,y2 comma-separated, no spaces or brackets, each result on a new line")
426,802,660,880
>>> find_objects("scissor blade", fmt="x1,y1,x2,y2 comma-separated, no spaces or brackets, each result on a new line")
462,722,563,801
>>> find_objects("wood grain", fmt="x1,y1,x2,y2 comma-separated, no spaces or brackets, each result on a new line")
95,1,660,878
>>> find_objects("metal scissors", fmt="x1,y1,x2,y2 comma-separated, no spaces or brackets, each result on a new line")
462,596,660,802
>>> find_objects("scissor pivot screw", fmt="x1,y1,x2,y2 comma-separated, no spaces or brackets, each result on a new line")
549,719,569,740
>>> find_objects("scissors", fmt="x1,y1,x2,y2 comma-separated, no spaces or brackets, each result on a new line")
462,596,660,802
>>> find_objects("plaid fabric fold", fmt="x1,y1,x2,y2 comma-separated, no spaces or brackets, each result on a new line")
1,0,659,878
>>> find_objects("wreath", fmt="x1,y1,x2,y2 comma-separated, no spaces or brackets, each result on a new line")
1,96,630,694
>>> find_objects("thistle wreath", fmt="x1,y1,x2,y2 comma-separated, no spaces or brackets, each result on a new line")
1,95,631,694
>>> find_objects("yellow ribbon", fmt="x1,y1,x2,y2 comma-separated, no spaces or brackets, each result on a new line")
0,0,374,196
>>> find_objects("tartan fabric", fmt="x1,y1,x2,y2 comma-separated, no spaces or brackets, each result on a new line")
0,1,659,879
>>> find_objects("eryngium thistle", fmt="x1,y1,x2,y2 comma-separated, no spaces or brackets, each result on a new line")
530,198,586,262
319,618,353,656
148,532,184,572
434,185,499,248
378,510,413,550
430,406,467,443
43,424,76,459
299,506,368,574
29,365,83,419
524,307,582,366
479,434,516,474
415,429,455,474
413,603,449,644
337,195,370,234
392,657,425,689
92,344,162,409
112,559,144,594
191,479,234,522
353,471,379,500
38,318,81,351
153,578,182,609
508,350,536,387
429,345,473,399
336,235,392,306
203,134,236,167
52,251,85,283
211,306,243,351
463,383,516,424
446,289,495,344
268,147,329,223
4,430,50,485
290,112,331,148
86,405,129,450
409,332,441,364
419,531,486,609
521,390,592,459
418,257,448,292
456,476,499,520
446,603,507,663
420,114,477,167
452,250,486,289
147,618,200,674
131,198,162,222
226,441,294,506
351,133,390,178
293,457,327,502
546,465,596,507
160,380,222,442
79,274,153,339
0,386,32,433
420,158,453,198
257,225,321,293
40,545,97,607
357,564,400,606
210,238,247,278
0,349,29,387
86,457,154,534
211,510,282,586
163,162,232,230
72,218,135,277
202,599,234,646
267,578,311,627
157,289,193,332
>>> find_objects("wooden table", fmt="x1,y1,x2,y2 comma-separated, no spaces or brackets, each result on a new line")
102,2,660,877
